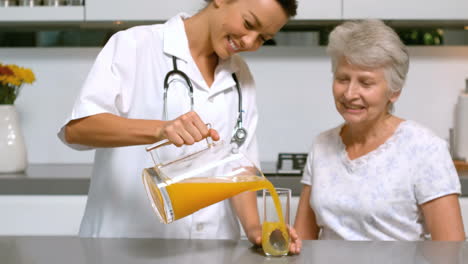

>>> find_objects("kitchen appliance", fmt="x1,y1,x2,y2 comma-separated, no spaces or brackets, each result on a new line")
18,0,41,6
65,0,82,5
43,0,64,6
142,138,266,224
0,0,17,7
276,153,308,175
454,79,468,161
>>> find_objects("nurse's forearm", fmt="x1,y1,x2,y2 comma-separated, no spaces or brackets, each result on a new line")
231,191,261,245
64,113,164,147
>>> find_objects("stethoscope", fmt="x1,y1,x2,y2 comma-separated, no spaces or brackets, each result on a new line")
163,56,248,147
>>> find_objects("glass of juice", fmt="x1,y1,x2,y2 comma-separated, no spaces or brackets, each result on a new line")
261,188,291,257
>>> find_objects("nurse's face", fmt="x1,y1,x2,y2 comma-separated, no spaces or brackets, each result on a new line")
332,58,400,126
210,0,288,59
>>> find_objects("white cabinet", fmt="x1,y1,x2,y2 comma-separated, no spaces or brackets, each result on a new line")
0,6,84,22
0,195,299,237
85,0,342,22
294,0,341,20
0,195,86,236
343,0,468,20
85,0,204,21
1,195,465,239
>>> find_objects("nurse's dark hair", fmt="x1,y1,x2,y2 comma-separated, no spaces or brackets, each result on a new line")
204,0,297,17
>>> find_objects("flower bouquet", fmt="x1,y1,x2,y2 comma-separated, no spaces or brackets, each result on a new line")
0,63,35,105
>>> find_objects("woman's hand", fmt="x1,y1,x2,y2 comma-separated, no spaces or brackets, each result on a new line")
246,224,262,246
158,111,220,147
288,226,302,254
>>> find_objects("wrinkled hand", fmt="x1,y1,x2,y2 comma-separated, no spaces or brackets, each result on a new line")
159,111,220,147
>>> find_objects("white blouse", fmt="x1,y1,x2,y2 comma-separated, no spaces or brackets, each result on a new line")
301,120,461,240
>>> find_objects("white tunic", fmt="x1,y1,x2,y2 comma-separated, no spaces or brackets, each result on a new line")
58,14,260,238
301,120,461,240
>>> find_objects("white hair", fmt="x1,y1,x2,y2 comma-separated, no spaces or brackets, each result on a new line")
326,20,409,112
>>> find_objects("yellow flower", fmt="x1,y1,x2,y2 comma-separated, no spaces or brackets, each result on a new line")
0,62,36,104
0,63,35,86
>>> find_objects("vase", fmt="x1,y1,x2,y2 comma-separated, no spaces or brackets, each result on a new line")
0,105,27,173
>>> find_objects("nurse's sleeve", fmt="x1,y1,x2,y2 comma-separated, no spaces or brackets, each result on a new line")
57,31,136,150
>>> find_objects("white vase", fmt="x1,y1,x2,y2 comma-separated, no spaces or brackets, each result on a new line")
0,105,27,173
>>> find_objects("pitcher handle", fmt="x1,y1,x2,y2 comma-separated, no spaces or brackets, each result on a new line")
146,123,214,165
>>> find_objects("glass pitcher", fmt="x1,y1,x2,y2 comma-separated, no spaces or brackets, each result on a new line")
142,138,267,224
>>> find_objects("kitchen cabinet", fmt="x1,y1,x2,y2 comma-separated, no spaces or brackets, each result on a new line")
85,0,342,22
294,0,341,20
0,195,86,236
85,0,204,21
343,0,468,20
0,6,84,22
0,194,298,237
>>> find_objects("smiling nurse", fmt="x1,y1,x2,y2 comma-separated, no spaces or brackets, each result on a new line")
58,0,301,254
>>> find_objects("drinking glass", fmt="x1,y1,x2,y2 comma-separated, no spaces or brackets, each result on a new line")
262,188,291,257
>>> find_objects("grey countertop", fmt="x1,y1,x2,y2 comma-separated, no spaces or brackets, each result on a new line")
1,164,467,196
1,236,467,264
0,164,304,195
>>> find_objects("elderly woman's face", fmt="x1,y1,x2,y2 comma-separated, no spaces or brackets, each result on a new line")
332,58,398,126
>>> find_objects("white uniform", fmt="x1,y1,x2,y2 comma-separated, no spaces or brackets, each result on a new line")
58,13,260,238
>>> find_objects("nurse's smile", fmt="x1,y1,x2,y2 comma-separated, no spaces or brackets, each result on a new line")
227,36,240,53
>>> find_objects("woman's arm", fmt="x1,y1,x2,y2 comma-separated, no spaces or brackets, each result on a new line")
294,184,320,240
64,112,219,147
421,194,465,241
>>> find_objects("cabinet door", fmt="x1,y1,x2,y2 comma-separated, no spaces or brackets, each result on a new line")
343,0,468,20
86,0,204,21
294,0,342,20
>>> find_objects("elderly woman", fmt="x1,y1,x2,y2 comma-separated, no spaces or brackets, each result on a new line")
294,20,465,241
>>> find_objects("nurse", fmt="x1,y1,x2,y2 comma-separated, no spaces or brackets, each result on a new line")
58,0,301,254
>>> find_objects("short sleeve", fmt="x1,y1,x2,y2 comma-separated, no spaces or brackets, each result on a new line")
414,138,461,204
301,149,314,186
57,30,136,150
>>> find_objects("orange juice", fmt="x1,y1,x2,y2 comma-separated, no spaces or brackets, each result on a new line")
165,176,268,220
260,183,290,256
262,221,290,256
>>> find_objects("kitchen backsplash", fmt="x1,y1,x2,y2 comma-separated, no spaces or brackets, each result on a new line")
1,46,467,163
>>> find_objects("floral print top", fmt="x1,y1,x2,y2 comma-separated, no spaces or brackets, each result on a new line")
301,120,461,240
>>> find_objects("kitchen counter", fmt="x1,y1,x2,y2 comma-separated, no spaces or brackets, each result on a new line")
1,164,467,196
0,164,304,195
1,236,467,264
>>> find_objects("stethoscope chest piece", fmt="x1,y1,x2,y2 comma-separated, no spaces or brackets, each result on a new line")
232,127,248,147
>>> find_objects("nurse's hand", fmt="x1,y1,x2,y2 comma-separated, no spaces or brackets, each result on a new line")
158,111,220,147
